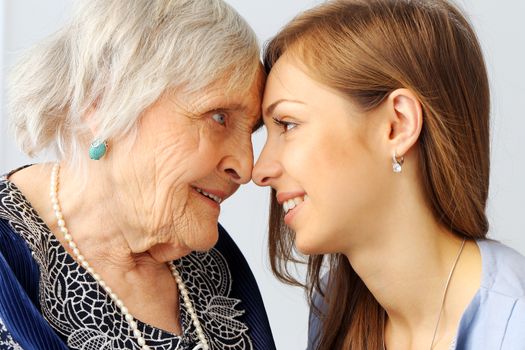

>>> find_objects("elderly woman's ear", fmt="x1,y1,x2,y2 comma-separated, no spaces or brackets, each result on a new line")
81,106,109,161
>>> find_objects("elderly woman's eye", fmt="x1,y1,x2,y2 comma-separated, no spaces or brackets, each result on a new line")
211,112,227,126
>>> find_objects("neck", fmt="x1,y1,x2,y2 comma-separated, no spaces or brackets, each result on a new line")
8,162,190,335
342,183,481,348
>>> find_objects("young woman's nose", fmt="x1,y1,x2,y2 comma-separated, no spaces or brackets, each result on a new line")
252,146,282,187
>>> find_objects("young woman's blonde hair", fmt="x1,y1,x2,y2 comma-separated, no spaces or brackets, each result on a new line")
264,0,490,348
8,0,260,168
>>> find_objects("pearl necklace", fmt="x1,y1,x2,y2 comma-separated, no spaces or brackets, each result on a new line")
382,238,466,350
50,163,209,350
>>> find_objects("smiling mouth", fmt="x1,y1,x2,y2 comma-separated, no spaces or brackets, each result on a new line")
283,195,308,214
193,187,223,204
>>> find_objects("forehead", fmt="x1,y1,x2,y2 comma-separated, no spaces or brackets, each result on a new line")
262,55,320,114
175,70,264,124
262,54,362,121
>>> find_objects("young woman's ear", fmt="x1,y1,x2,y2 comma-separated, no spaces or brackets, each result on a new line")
386,88,423,157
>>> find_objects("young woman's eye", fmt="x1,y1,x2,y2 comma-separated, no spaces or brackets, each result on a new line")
284,122,297,132
272,117,298,133
211,112,227,126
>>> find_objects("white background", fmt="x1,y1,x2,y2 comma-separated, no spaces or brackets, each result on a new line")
1,1,524,349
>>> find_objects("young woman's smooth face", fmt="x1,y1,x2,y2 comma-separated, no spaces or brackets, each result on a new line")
253,53,394,255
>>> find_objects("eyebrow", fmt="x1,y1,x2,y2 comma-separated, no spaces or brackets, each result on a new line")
263,99,306,117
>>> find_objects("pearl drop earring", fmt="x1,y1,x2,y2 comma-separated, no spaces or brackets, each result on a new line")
392,151,404,173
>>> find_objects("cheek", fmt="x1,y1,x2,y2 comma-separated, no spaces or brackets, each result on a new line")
321,146,388,241
283,128,360,189
153,126,222,184
288,129,379,224
156,130,198,162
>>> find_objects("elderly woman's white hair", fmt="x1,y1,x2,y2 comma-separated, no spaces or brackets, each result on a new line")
8,0,261,168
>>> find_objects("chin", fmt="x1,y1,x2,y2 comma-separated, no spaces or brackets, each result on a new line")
294,231,326,256
190,222,220,252
295,244,322,256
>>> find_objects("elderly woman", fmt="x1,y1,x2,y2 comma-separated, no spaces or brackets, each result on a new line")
0,1,275,349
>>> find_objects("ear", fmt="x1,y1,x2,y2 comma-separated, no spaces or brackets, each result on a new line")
83,105,99,138
386,88,423,157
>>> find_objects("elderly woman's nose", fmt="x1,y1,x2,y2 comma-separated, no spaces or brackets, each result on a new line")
220,142,254,185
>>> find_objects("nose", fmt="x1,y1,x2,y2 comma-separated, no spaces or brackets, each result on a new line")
219,136,254,185
252,142,281,187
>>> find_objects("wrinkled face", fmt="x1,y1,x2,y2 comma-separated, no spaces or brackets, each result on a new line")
110,71,263,260
253,55,388,255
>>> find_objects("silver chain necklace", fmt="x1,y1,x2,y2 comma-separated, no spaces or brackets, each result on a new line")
50,163,209,350
382,238,466,350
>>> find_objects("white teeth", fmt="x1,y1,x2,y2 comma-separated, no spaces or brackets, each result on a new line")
287,199,296,210
283,195,306,214
195,187,222,204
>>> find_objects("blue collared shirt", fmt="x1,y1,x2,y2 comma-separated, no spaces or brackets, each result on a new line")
308,239,525,350
455,239,525,349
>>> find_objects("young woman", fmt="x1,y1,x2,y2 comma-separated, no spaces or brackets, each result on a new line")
252,0,525,349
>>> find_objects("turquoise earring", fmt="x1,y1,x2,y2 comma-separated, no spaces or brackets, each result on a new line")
89,139,108,160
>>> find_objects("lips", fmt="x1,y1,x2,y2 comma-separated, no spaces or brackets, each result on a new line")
193,187,223,204
282,195,308,214
276,191,308,225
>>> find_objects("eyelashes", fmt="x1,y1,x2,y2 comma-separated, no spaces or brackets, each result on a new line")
272,117,298,133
